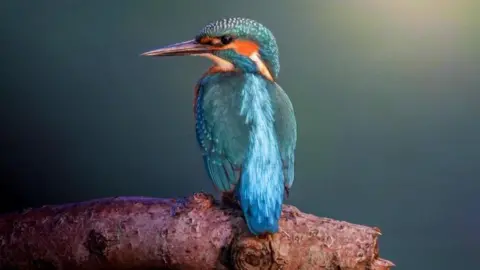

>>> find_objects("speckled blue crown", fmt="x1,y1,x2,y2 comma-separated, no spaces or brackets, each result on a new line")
197,17,280,78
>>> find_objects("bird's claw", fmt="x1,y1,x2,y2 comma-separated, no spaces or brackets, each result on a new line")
221,192,241,210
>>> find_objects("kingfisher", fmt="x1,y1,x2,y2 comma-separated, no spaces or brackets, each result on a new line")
142,17,297,235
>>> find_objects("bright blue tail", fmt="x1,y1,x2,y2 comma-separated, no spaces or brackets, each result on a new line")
238,73,285,235
238,159,284,235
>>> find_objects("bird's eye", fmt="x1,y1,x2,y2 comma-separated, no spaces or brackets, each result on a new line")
220,35,234,45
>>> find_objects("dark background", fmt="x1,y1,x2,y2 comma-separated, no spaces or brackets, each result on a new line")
1,1,478,268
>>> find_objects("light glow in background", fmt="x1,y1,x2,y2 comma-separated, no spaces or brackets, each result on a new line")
0,1,478,268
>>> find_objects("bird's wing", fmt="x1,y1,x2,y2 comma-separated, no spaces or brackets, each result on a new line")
272,83,297,189
195,75,250,192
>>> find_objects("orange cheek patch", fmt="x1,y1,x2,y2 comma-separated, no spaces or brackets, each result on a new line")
199,37,220,46
199,37,213,44
230,40,259,56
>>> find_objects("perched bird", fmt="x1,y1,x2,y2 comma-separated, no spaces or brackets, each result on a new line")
142,17,297,235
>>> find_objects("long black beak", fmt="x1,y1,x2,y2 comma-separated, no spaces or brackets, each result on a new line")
141,39,213,57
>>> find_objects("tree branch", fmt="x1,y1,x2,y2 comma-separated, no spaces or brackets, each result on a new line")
0,193,394,269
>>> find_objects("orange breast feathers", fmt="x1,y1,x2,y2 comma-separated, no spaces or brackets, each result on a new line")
193,83,200,118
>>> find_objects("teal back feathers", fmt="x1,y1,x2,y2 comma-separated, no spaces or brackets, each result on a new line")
195,71,296,235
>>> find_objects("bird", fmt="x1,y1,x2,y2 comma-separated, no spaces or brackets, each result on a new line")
142,17,297,236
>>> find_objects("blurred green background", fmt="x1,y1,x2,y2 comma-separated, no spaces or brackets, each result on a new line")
1,1,478,268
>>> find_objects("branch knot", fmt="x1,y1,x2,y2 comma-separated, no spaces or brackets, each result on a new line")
232,236,272,270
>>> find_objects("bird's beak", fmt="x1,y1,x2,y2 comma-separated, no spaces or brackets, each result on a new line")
141,39,213,57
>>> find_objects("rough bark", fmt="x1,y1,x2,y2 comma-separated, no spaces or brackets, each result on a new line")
0,192,394,270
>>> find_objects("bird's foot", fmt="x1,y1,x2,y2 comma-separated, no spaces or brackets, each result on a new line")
256,232,274,242
221,192,241,210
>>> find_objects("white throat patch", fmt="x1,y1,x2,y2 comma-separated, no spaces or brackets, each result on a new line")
198,53,235,71
249,52,274,81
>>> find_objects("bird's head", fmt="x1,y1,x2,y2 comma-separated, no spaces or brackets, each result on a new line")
142,17,280,81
